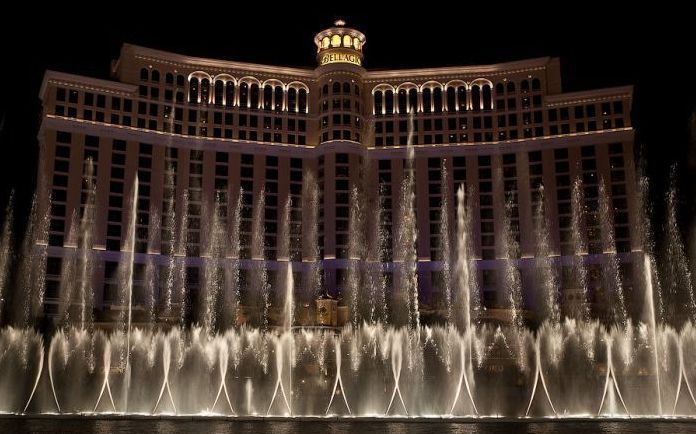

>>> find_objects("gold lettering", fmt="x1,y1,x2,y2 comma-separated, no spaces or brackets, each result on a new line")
319,50,361,66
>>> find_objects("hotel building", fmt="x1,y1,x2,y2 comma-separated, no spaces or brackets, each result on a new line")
36,21,638,325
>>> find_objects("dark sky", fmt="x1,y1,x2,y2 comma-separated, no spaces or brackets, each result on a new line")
1,4,694,238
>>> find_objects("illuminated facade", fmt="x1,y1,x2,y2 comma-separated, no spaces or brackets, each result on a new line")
37,21,638,324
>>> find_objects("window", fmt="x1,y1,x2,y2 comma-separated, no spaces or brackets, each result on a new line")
433,87,443,113
274,86,283,111
214,81,224,105
298,89,307,113
471,86,480,111
374,91,383,114
398,89,408,113
288,88,297,112
239,82,249,107
423,88,432,113
263,85,273,110
385,90,394,114
250,83,259,108
225,82,235,107
189,78,199,103
200,79,210,104
482,85,492,110
457,87,466,111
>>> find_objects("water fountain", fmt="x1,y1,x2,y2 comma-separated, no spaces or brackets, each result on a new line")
2,148,696,421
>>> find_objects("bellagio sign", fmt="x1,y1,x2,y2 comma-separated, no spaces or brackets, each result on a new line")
319,49,362,67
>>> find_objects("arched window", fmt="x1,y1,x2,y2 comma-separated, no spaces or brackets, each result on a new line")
288,88,297,112
532,78,541,91
263,85,273,110
140,68,148,81
471,86,481,111
353,38,360,50
374,91,383,114
239,82,249,107
354,84,360,96
446,87,456,111
322,84,328,96
274,86,283,111
398,89,408,113
322,37,330,48
482,85,492,110
151,70,160,82
214,80,224,106
457,86,467,111
507,81,516,93
343,35,351,47
200,79,210,104
433,87,443,113
225,82,235,107
385,90,394,114
177,75,185,87
298,89,307,113
495,83,504,94
250,83,259,108
189,78,199,103
331,34,341,47
333,82,341,94
422,88,432,113
408,89,418,113
165,73,174,85
343,82,350,94
521,80,530,92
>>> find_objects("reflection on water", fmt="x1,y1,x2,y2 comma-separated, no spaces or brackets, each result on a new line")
1,419,695,434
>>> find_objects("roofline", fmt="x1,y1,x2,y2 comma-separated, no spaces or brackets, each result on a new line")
121,43,316,78
121,45,561,81
363,57,556,81
545,85,634,106
40,70,136,100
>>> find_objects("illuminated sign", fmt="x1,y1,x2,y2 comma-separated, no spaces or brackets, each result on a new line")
319,49,362,66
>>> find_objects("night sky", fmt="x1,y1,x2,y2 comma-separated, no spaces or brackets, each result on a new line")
1,5,694,241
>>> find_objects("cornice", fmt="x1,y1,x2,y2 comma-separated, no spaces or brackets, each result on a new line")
123,44,316,80
40,71,137,100
363,57,554,83
545,86,634,107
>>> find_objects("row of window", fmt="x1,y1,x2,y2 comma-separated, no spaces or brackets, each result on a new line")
43,252,634,314
140,68,310,112
372,78,542,115
188,78,308,113
48,131,632,257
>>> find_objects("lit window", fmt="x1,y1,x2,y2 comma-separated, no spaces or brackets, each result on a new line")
322,37,330,48
331,35,341,47
343,35,351,47
353,38,360,49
